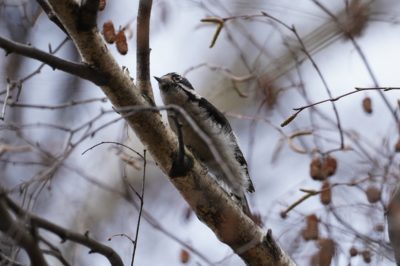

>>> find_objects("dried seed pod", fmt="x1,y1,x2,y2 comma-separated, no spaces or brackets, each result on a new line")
362,97,372,114
362,250,372,263
310,156,337,181
318,238,335,266
321,156,337,177
116,30,128,55
99,0,106,11
343,0,369,38
103,21,116,44
395,138,400,152
180,249,190,264
310,157,323,180
365,186,381,203
349,246,358,257
302,214,319,241
320,181,331,205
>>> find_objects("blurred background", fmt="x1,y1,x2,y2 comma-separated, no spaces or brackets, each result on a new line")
1,0,400,265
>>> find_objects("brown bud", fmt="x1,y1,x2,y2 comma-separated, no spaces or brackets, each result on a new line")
362,97,372,114
320,181,331,205
395,138,400,152
99,0,106,11
180,249,190,264
302,214,319,241
349,246,358,257
365,186,381,203
116,30,128,55
103,21,116,44
362,250,372,263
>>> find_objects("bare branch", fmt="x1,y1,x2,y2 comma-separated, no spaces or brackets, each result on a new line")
0,81,10,120
281,87,400,127
136,0,155,103
5,196,124,266
1,97,108,110
36,0,69,35
131,150,146,266
0,197,48,266
0,36,107,86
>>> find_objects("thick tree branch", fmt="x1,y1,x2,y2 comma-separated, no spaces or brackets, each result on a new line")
36,0,69,35
5,196,124,266
136,0,155,103
39,1,295,264
0,36,107,86
77,0,100,31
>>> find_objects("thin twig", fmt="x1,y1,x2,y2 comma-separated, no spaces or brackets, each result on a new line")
0,81,10,120
81,141,143,158
281,176,370,217
40,236,70,266
20,37,70,83
292,87,400,112
1,97,107,110
131,150,146,266
280,190,319,218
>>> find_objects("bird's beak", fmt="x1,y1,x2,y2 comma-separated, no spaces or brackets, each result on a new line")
153,76,162,83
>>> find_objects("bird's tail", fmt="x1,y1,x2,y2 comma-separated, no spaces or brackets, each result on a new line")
234,193,252,218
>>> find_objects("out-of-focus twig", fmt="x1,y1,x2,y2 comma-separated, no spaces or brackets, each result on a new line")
0,82,10,120
281,87,400,127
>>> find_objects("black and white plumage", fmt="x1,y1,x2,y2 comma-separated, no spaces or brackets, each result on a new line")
154,73,254,213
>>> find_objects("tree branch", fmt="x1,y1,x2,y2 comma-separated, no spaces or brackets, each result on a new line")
136,0,155,103
0,36,107,86
36,0,69,35
0,197,48,266
5,196,124,266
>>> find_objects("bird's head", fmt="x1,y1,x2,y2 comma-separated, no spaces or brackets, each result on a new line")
154,73,194,92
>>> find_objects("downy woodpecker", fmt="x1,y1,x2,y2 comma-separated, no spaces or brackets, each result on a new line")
154,73,254,214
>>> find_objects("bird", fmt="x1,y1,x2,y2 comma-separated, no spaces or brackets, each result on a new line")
154,72,254,215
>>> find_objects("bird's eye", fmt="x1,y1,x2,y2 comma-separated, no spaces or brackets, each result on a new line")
171,74,182,83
